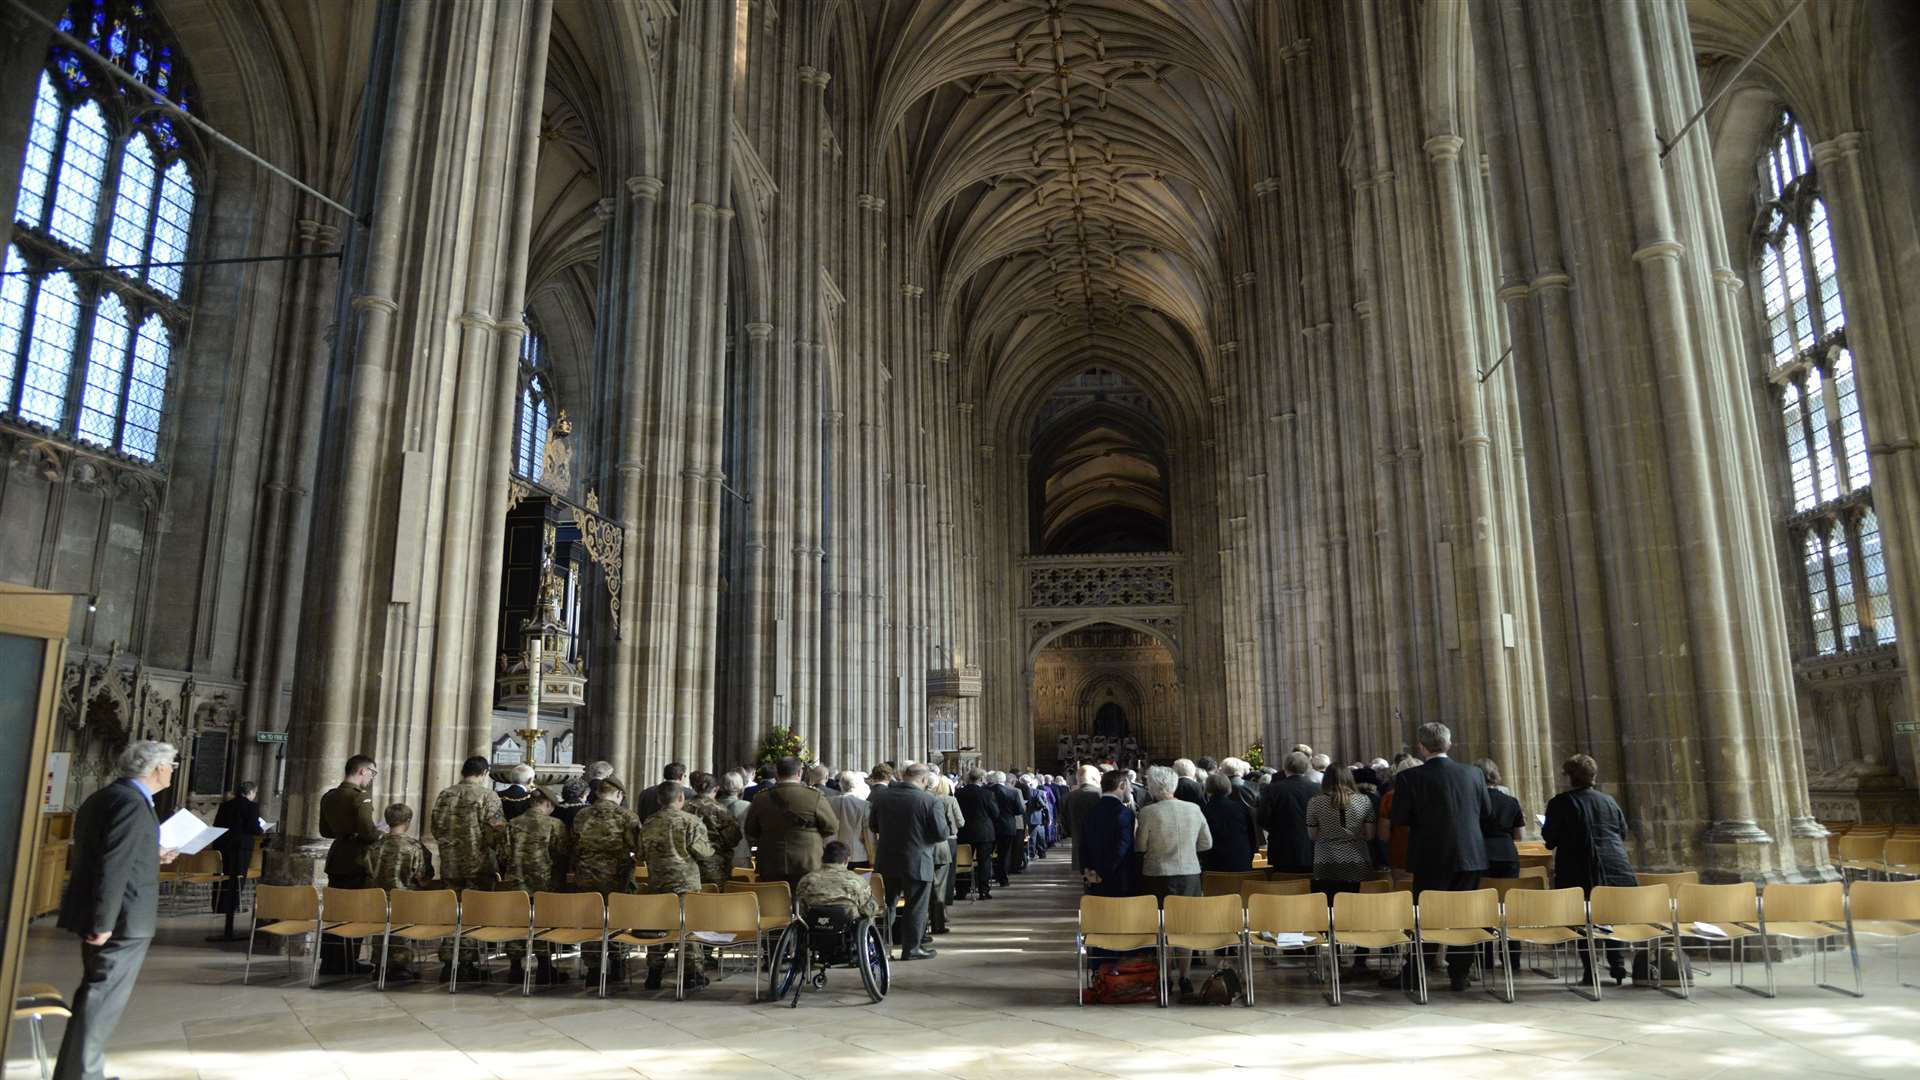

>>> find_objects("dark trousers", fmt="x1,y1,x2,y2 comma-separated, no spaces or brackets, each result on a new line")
885,877,932,956
962,842,994,897
1412,871,1483,980
993,835,1017,885
54,935,151,1080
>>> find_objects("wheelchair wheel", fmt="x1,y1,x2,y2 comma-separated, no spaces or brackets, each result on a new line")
856,917,890,1002
769,921,805,1002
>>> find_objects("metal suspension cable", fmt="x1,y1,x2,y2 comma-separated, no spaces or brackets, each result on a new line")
1660,0,1807,160
3,0,363,222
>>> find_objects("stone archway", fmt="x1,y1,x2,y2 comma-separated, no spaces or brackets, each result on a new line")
1028,621,1178,767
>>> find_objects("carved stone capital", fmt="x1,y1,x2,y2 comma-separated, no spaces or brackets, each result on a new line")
1424,134,1465,163
626,175,665,201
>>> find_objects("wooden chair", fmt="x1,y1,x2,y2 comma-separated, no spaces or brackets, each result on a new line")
1754,883,1860,997
1882,838,1920,881
1845,880,1920,990
1076,895,1165,1007
1637,871,1700,900
1482,876,1546,902
526,891,607,996
450,889,531,993
1358,877,1396,895
1672,883,1765,998
1332,891,1421,1002
380,889,456,989
1838,834,1888,880
605,892,685,998
1245,892,1336,1005
13,983,69,1080
724,879,794,949
1164,895,1250,1005
245,884,329,985
1203,870,1266,898
683,891,766,1000
1416,888,1506,1001
1504,887,1592,998
1240,879,1312,901
729,866,757,882
312,887,389,987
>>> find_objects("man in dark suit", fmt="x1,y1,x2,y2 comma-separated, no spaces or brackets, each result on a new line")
743,756,839,893
870,763,951,960
1062,765,1105,873
953,769,1000,899
1173,760,1205,805
56,740,179,1080
1260,751,1319,873
634,762,694,822
1078,769,1138,896
207,779,266,941
989,771,1024,887
1390,721,1494,990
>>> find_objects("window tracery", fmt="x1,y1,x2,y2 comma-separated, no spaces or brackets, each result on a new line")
514,318,552,482
3,0,198,464
1756,110,1893,654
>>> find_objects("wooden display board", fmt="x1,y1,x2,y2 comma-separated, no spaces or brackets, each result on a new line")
0,585,72,1067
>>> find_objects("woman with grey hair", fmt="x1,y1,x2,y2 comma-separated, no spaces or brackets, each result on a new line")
1133,765,1213,994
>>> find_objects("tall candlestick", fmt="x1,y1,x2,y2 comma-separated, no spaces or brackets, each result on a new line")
529,637,542,730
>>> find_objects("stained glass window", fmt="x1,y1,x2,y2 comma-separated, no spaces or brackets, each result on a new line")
5,0,197,463
78,290,130,446
1757,109,1895,654
20,272,80,428
514,322,551,482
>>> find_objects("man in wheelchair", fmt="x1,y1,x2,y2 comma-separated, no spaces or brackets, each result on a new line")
772,841,892,1003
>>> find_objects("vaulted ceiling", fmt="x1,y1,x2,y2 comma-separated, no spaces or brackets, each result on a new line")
853,0,1259,426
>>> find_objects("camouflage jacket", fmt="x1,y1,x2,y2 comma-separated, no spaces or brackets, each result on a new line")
796,865,882,918
430,779,506,885
637,806,713,895
572,801,641,893
685,794,742,884
361,833,434,891
502,810,573,894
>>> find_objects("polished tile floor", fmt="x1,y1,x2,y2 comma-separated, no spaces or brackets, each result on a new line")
8,853,1919,1080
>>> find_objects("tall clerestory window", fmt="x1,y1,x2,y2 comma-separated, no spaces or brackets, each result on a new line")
514,316,551,483
1756,110,1894,655
3,0,198,464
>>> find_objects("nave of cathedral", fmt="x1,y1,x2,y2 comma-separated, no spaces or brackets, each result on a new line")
7,0,1920,1075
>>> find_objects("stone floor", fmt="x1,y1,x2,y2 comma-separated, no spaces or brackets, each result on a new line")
7,852,1919,1079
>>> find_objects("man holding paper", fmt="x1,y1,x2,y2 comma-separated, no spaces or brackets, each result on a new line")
54,740,180,1080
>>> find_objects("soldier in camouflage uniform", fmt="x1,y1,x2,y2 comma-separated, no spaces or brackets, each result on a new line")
501,789,574,983
572,779,640,981
637,781,714,990
796,840,883,919
430,755,507,977
360,803,435,979
685,772,743,888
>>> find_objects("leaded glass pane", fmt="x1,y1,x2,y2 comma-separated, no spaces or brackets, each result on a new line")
122,314,166,460
532,397,548,483
20,271,80,427
1832,349,1869,492
1830,527,1858,650
147,159,192,297
1779,226,1811,355
1859,508,1896,646
1807,200,1841,334
1782,382,1814,511
1804,366,1837,503
516,387,536,477
77,290,129,446
106,136,156,273
1804,530,1834,655
17,74,62,228
49,99,108,251
0,246,28,409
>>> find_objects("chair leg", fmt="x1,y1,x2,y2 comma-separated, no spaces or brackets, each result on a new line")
244,918,257,985
30,1014,49,1080
449,936,461,995
523,931,535,997
1157,943,1168,1008
378,933,391,991
675,937,685,1002
1326,937,1342,1007
308,924,322,989
1076,941,1086,1006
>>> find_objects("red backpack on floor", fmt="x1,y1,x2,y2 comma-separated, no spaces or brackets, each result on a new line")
1082,959,1160,1004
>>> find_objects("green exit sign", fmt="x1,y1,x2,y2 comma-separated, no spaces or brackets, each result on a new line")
255,731,290,744
1894,722,1920,735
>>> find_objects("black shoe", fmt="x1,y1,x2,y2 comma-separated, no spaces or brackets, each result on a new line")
931,925,949,935
1610,967,1629,986
1449,970,1471,992
978,892,992,900
902,946,937,960
683,971,710,992
385,968,417,983
643,969,664,991
1177,977,1195,996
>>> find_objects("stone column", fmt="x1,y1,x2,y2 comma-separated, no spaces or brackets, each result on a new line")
1473,0,1819,874
609,175,664,782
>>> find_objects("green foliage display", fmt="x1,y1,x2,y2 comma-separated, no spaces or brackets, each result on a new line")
1244,740,1265,771
755,725,813,769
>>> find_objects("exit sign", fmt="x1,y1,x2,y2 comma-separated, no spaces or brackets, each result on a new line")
256,731,290,744
1894,722,1920,735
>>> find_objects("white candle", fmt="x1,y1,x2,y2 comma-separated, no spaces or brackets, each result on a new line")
529,636,542,734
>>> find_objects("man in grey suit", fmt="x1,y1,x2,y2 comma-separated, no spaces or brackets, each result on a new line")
869,763,950,961
56,741,180,1080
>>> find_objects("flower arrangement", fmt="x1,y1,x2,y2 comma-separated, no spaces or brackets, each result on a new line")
1244,739,1265,771
755,725,814,769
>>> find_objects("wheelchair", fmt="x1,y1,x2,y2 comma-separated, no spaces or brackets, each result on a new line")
767,902,891,1006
